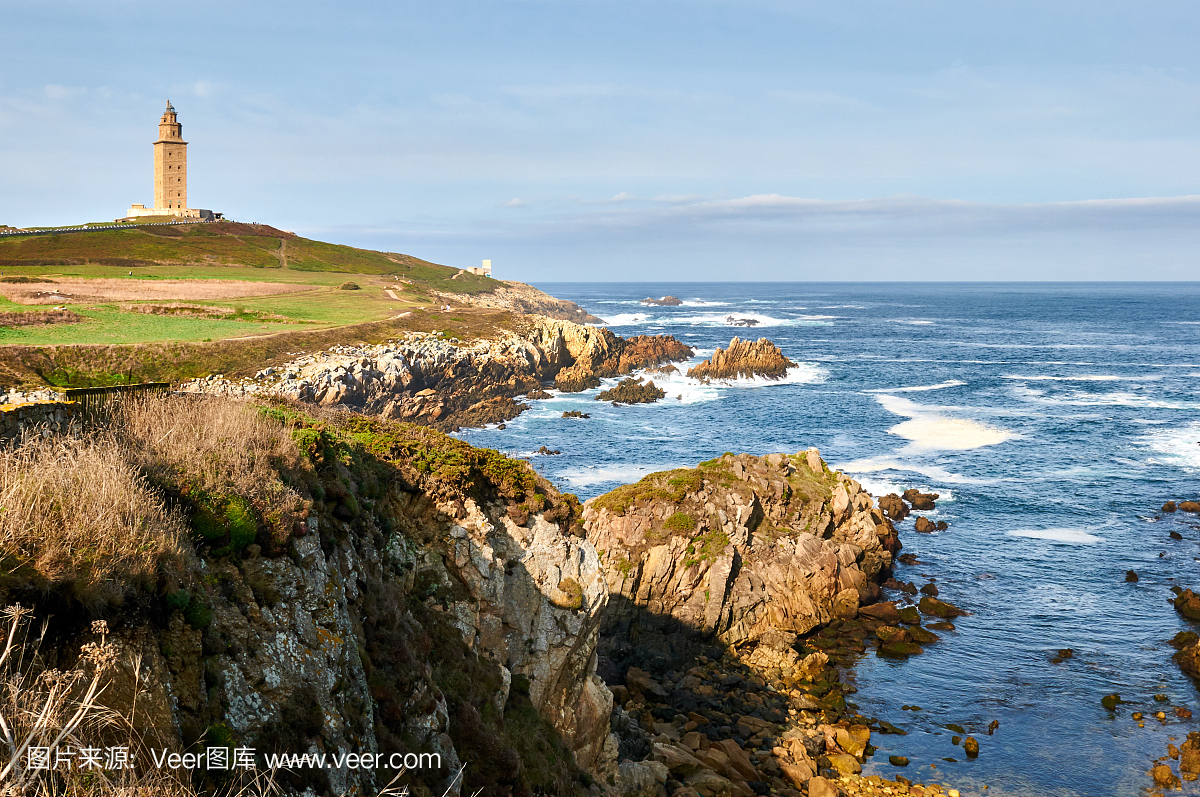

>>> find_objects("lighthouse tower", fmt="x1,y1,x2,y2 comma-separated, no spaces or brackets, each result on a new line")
124,102,219,221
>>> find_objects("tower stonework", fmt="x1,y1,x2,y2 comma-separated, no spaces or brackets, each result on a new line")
123,102,219,221
153,102,187,210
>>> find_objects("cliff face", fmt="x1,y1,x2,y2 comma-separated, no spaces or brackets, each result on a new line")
14,400,617,797
184,318,692,430
583,449,899,672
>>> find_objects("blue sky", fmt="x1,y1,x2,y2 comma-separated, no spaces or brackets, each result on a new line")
3,0,1199,280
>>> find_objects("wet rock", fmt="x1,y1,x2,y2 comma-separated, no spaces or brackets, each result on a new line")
1178,707,1194,719
1174,589,1200,621
876,626,913,644
920,583,939,597
935,520,949,531
903,489,939,511
908,626,940,644
919,596,968,618
1181,501,1200,513
914,517,936,533
879,494,910,521
1164,501,1178,513
1177,643,1200,679
897,553,919,565
687,337,796,381
987,719,1000,735
562,410,591,418
889,755,910,767
1152,763,1181,789
859,602,902,624
963,737,979,758
827,754,862,775
597,377,666,404
643,296,683,306
1126,570,1139,583
1101,693,1123,710
1181,732,1200,774
897,606,921,625
537,445,561,455
1171,531,1185,540
879,641,924,657
526,388,553,399
1172,631,1200,649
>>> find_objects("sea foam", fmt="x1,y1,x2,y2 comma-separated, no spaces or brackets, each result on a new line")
875,395,1017,451
1007,528,1105,544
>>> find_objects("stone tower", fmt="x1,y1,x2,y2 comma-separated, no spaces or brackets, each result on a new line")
154,101,187,211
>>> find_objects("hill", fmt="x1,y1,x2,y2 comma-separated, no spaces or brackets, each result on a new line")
0,221,595,389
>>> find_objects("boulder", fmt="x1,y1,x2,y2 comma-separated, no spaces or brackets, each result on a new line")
827,753,862,775
889,755,910,767
642,296,683,306
779,761,813,787
876,626,913,644
880,640,923,657
1182,501,1200,513
619,761,671,797
627,667,669,700
878,493,910,521
914,517,935,533
903,489,938,510
807,776,838,797
651,742,707,777
920,583,939,596
686,337,796,381
919,596,968,618
1181,732,1200,774
1152,763,1181,789
683,770,736,797
1125,570,1139,583
935,520,949,531
1177,642,1200,679
964,736,979,757
1175,589,1200,621
1164,501,1178,513
859,601,902,624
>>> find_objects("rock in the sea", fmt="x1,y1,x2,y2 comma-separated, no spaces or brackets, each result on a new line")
1164,501,1178,513
859,601,902,623
1126,570,1139,583
889,755,910,767
687,337,796,381
920,583,939,596
903,489,939,511
880,640,924,657
935,520,949,531
1102,693,1123,710
919,596,968,618
914,517,936,533
1172,631,1200,649
1175,589,1200,621
1171,531,1185,540
1181,501,1200,513
562,410,591,418
1152,763,1181,789
1180,732,1200,774
897,553,919,565
879,493,910,521
964,737,979,758
642,295,683,306
596,377,666,404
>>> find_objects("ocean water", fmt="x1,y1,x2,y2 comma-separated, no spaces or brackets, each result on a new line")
459,282,1200,797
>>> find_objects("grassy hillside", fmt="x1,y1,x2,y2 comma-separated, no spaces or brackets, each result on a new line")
0,222,504,352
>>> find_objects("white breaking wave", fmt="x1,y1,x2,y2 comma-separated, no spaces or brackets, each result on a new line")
1008,528,1105,544
1140,421,1200,472
596,311,833,328
875,394,1017,451
1011,385,1196,410
865,380,966,394
838,455,991,485
560,464,658,488
593,313,650,326
1003,374,1162,382
679,299,730,306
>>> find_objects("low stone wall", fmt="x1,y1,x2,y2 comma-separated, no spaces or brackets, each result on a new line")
0,401,78,441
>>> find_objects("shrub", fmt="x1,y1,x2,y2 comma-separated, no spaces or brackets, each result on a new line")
338,281,361,290
0,435,186,605
663,511,696,533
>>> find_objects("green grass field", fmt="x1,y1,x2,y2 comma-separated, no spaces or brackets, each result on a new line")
0,220,514,387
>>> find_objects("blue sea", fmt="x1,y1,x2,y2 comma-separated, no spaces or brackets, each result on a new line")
459,282,1200,797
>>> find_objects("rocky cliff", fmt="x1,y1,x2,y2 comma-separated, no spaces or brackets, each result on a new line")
584,449,899,672
5,396,619,797
183,318,692,431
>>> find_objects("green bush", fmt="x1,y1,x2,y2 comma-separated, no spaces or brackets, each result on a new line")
663,512,696,533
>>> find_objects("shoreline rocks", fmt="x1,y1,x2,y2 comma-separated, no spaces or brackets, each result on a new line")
181,318,693,431
642,296,683,306
687,337,796,382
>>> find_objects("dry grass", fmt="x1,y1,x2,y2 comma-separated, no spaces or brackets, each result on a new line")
0,310,82,327
0,279,314,306
112,395,308,550
0,437,187,604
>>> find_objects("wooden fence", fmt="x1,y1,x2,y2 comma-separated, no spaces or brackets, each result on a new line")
59,382,171,414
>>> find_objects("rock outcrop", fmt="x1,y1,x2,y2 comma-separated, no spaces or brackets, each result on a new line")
596,377,666,405
182,318,692,431
687,337,795,382
434,280,604,324
641,296,682,306
584,449,899,673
